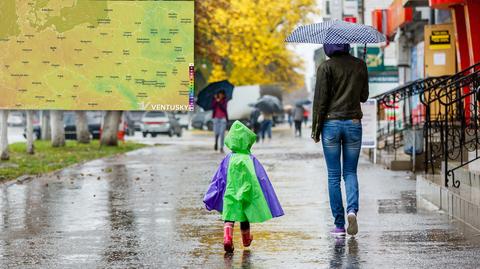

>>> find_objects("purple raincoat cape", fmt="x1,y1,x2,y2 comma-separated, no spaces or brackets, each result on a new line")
203,153,284,218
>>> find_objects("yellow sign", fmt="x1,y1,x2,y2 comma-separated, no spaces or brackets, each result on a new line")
429,30,451,49
0,0,194,110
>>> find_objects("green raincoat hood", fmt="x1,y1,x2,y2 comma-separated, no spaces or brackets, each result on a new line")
225,121,257,154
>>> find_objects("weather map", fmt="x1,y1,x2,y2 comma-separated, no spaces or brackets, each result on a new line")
0,0,194,110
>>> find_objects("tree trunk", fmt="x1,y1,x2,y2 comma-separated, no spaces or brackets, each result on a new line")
50,110,65,147
26,110,35,154
0,110,9,160
41,110,51,140
75,111,90,144
101,111,122,146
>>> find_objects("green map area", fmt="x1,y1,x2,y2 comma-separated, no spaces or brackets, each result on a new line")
0,0,194,110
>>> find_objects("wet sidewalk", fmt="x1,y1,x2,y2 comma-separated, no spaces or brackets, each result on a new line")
1,126,479,268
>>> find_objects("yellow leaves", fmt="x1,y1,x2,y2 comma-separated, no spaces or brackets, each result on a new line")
209,64,228,82
196,0,316,90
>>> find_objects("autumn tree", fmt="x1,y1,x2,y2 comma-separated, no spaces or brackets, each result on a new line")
196,0,316,90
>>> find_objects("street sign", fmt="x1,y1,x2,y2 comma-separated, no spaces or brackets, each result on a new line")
361,99,377,149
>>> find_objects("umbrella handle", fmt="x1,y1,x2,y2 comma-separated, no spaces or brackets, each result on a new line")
363,44,367,62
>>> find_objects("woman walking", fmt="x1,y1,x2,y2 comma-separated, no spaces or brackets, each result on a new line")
260,112,273,142
212,90,228,153
311,44,369,236
293,105,304,137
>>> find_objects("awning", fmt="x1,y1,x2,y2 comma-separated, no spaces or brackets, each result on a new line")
429,0,465,9
387,0,413,37
403,0,429,7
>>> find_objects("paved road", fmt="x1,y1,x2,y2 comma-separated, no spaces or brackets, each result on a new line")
1,126,479,268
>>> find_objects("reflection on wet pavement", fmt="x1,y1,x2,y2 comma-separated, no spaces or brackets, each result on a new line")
0,127,479,268
377,191,417,214
329,237,360,269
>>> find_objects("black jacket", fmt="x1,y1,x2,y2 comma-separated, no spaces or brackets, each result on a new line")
311,53,369,141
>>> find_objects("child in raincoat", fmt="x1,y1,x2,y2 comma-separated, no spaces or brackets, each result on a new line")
203,121,284,252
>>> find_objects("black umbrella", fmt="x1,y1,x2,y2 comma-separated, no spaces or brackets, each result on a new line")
295,99,312,106
196,80,234,110
254,95,282,114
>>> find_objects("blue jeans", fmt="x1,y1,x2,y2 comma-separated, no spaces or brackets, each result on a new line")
213,118,227,149
322,120,362,228
260,120,272,140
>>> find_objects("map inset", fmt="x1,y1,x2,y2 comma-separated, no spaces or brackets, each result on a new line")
0,0,194,110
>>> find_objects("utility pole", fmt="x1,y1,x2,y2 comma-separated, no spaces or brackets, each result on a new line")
358,0,364,24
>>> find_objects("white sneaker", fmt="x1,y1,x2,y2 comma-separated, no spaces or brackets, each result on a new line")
347,212,358,236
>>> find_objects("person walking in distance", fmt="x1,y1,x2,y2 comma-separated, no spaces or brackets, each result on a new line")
260,112,273,142
303,108,309,127
293,105,304,137
212,90,228,153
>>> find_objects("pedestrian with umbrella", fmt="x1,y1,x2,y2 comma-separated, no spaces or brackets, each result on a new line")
254,95,281,142
292,104,304,137
196,80,234,153
249,106,261,142
294,99,311,127
287,20,385,237
303,107,310,127
259,111,273,142
283,105,294,128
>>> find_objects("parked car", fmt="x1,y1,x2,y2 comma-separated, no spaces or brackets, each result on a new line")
8,111,25,126
175,112,190,129
191,111,213,131
86,112,102,139
125,111,144,132
24,111,102,140
141,111,182,137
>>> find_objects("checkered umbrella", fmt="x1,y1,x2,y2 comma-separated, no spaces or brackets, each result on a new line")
285,20,386,44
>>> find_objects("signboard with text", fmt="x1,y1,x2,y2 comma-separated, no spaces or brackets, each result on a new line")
361,99,377,148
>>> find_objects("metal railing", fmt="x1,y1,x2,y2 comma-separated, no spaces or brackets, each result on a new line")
373,62,480,187
420,63,480,187
373,77,447,156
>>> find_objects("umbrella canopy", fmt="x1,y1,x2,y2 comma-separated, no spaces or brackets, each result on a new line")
283,104,293,112
295,99,312,106
196,80,234,110
285,20,386,44
254,95,282,114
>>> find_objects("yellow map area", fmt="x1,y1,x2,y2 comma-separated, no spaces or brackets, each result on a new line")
0,0,194,110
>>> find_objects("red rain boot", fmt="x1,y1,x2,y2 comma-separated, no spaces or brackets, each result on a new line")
241,229,253,247
224,222,234,253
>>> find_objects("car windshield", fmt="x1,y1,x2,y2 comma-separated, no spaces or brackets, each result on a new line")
87,112,102,124
64,113,76,125
145,112,166,118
